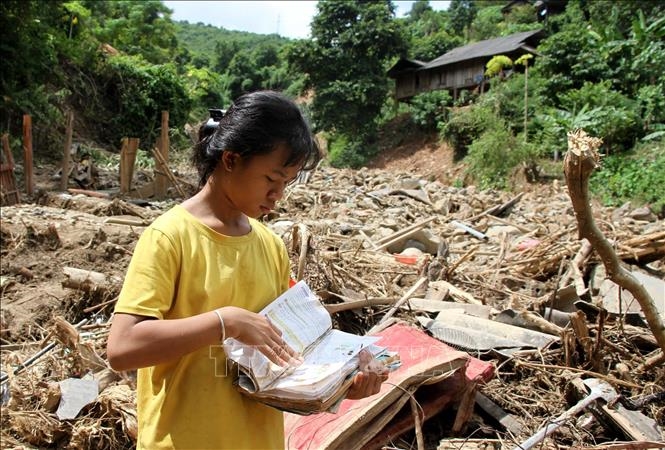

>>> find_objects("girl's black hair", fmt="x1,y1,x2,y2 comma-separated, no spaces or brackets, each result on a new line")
192,90,320,189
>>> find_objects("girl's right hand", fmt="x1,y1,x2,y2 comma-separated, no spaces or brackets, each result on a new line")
219,306,302,367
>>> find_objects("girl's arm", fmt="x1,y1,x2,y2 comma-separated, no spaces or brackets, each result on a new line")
107,307,299,371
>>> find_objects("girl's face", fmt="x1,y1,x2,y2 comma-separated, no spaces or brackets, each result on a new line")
221,144,301,219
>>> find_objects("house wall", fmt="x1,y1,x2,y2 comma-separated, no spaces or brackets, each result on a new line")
394,73,416,99
439,59,487,89
395,59,486,100
394,53,529,101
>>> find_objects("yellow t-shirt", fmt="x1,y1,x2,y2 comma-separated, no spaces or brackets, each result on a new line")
114,205,290,450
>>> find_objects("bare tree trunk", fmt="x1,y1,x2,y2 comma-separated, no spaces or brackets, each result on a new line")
523,63,528,143
563,130,665,355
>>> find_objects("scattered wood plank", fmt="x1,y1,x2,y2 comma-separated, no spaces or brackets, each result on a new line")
467,192,524,222
374,216,437,251
429,280,483,305
67,188,110,199
119,137,139,193
369,277,427,333
475,392,525,436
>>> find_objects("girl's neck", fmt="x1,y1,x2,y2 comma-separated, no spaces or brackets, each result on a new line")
181,186,251,236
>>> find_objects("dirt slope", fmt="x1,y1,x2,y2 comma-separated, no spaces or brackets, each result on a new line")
368,114,467,185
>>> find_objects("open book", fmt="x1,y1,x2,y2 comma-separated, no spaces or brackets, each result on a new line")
223,281,388,415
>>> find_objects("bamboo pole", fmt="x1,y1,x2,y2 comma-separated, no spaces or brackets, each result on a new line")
22,114,33,196
153,146,186,198
61,111,74,191
369,277,427,333
374,217,437,252
154,111,170,198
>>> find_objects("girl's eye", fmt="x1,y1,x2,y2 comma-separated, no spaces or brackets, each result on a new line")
266,176,275,183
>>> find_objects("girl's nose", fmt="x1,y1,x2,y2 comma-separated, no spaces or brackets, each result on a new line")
267,187,283,201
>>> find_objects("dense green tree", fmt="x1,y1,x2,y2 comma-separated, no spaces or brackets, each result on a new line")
468,5,502,41
407,0,433,22
0,1,63,91
448,0,477,36
586,0,665,36
86,0,177,64
403,5,461,61
531,2,608,105
214,39,242,72
1,0,80,150
287,1,406,144
99,55,191,143
225,42,293,99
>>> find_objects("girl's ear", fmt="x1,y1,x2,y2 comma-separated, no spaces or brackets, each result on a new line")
221,151,239,172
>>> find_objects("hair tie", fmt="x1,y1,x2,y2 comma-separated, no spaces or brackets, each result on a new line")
201,134,217,157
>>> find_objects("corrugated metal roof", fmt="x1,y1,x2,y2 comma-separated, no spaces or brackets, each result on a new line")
422,29,543,69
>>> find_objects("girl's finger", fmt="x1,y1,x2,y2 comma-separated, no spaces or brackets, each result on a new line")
266,316,282,336
261,344,290,367
262,340,301,367
355,372,370,392
266,321,302,362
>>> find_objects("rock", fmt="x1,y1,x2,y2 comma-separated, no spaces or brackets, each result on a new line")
400,247,424,256
398,178,421,190
433,198,451,215
486,225,521,239
404,239,427,252
629,206,656,222
269,220,294,236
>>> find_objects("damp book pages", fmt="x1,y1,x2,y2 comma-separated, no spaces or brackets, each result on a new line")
222,280,391,415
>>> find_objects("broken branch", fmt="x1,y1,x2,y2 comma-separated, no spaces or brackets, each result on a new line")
563,129,665,355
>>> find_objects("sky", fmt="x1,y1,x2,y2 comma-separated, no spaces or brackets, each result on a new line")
163,1,451,40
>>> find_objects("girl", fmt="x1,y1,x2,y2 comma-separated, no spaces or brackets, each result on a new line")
107,91,385,449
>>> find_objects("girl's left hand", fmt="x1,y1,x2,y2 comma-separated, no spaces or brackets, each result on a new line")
345,370,388,400
346,348,389,400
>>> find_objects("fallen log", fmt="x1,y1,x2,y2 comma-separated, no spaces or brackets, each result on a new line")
62,267,122,295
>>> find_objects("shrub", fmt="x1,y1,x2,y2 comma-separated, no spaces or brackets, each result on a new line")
590,140,665,216
409,90,452,131
636,83,665,130
480,72,545,137
183,66,228,123
533,104,604,159
328,133,374,169
465,126,524,189
3,86,69,159
98,55,191,147
557,80,642,152
440,105,501,160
